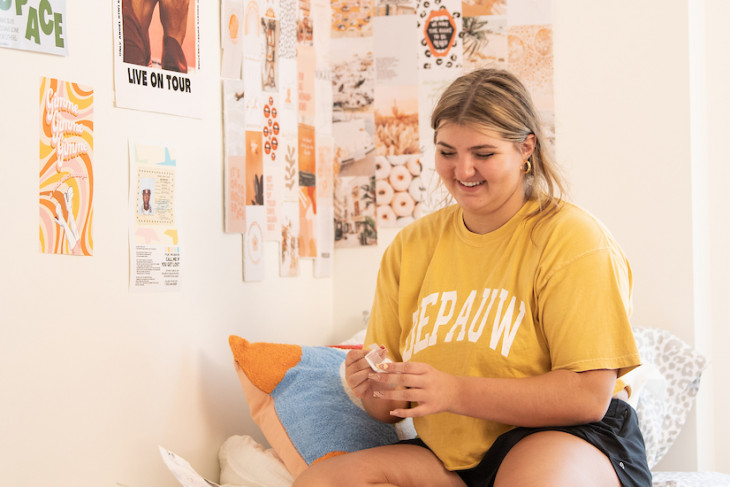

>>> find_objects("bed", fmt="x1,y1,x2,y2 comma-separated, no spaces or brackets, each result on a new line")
219,327,730,487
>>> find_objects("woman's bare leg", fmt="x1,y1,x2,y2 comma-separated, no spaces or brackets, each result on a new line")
293,444,466,487
494,431,621,487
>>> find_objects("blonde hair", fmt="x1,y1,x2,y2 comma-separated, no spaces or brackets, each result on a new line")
431,68,566,221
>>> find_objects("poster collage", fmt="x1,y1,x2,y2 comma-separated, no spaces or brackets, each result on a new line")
219,0,555,281
10,0,554,287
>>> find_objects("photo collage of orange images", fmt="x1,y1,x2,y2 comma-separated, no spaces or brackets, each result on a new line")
218,0,555,278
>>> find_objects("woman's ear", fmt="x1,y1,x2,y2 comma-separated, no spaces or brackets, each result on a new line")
521,133,536,159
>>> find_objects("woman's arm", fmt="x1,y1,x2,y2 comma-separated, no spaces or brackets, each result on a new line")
371,361,617,427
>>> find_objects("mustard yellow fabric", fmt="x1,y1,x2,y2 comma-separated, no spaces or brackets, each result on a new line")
365,200,641,470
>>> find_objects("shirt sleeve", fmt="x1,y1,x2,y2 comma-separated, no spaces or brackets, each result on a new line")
537,246,641,378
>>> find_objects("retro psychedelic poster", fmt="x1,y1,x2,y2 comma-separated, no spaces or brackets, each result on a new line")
128,140,182,291
39,77,93,256
0,0,67,56
112,0,203,117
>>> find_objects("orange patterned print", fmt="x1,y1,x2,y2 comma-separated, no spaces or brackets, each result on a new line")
39,77,94,256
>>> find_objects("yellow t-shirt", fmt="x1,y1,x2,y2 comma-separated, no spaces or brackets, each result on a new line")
365,200,641,471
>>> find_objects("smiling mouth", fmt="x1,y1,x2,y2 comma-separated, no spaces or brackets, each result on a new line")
458,180,485,188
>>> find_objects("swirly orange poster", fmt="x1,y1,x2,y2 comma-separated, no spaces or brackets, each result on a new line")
38,77,94,256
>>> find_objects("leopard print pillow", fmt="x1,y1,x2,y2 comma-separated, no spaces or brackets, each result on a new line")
632,327,707,468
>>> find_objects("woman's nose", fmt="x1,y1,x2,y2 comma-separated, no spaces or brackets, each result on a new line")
454,155,476,179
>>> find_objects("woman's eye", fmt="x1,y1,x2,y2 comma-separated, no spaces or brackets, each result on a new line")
475,153,493,159
439,150,456,157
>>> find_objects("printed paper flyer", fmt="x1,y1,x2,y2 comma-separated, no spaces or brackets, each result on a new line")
0,0,67,55
129,140,182,291
314,133,334,277
39,77,93,256
243,205,265,281
112,0,203,117
221,0,244,79
223,79,246,233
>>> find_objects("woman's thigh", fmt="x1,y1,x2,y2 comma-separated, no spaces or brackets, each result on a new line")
293,444,467,487
494,431,620,487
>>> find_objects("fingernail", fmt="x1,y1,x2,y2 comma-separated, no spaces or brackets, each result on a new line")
378,363,388,371
373,391,383,398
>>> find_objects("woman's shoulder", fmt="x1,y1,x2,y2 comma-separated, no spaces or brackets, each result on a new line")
532,201,622,252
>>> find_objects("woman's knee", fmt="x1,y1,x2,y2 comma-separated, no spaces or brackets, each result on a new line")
494,431,620,487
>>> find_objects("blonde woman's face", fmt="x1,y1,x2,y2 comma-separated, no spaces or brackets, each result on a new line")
434,123,534,234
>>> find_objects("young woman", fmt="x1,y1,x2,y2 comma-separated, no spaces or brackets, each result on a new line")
293,69,651,487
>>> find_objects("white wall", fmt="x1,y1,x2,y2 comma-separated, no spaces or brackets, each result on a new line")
706,0,730,474
0,2,335,487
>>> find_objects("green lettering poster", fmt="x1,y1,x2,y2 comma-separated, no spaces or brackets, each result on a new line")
0,0,67,55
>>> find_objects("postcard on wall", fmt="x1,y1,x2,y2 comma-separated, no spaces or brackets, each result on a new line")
281,132,299,201
279,0,296,59
298,186,317,258
243,205,266,281
297,44,316,125
331,0,373,38
374,84,419,156
0,0,67,56
226,155,246,233
223,79,246,233
314,134,334,277
243,0,263,60
416,0,463,78
279,201,300,277
112,0,203,118
462,0,505,17
375,155,424,228
223,79,246,156
462,15,507,72
507,24,553,111
279,58,298,117
39,77,94,256
261,10,280,92
246,130,264,205
311,0,331,66
221,0,244,79
244,64,265,129
297,0,312,45
331,36,375,119
333,175,377,248
373,15,418,86
128,140,182,291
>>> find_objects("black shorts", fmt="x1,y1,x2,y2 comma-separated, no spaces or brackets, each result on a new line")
399,398,652,487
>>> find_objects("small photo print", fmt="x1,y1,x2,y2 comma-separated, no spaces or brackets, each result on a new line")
138,178,155,215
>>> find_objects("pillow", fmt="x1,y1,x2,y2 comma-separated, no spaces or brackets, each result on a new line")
627,326,707,468
218,435,293,487
229,336,399,477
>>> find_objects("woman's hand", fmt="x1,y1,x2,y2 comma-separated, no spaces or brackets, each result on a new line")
345,348,409,423
344,348,377,399
368,361,458,418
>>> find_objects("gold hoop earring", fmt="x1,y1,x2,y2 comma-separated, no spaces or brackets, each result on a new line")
521,159,532,175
